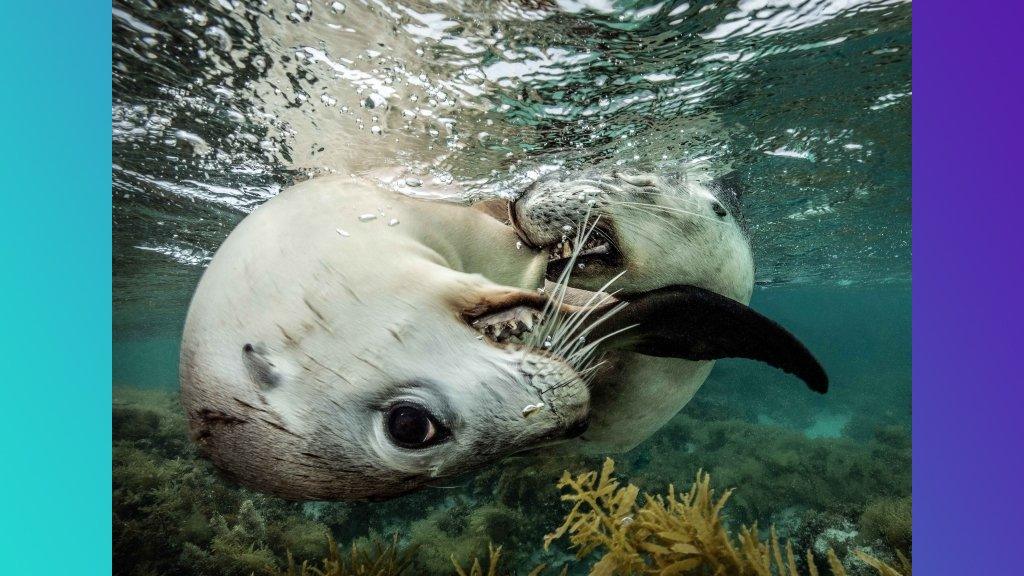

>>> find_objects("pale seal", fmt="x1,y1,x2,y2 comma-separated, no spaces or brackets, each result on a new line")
181,173,598,500
509,169,828,452
180,170,827,500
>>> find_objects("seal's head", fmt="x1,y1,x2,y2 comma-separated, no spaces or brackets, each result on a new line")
511,170,753,302
180,178,597,501
510,169,828,394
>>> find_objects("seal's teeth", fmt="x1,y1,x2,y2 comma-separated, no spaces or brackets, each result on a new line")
474,305,542,345
550,242,562,260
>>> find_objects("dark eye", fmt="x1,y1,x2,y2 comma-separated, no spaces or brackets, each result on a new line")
711,201,728,217
385,403,446,448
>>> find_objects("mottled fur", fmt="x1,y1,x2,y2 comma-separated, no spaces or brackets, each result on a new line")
512,170,755,452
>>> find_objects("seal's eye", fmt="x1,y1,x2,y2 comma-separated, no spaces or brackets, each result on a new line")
711,201,728,218
385,403,446,448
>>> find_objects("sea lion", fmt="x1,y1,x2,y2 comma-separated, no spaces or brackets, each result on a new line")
180,172,576,500
509,169,828,452
180,170,827,500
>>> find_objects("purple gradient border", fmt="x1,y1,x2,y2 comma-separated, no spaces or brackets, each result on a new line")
915,2,1024,573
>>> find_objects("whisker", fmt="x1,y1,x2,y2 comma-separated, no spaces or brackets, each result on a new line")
537,212,601,345
551,294,617,355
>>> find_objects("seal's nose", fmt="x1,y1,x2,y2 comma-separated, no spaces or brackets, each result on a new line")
564,416,590,439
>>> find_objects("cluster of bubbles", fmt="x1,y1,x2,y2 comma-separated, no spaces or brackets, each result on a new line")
113,0,911,333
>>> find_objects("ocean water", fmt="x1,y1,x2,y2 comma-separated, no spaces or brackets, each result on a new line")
112,1,911,574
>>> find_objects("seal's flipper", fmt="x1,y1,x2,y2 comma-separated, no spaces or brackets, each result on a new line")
591,285,829,393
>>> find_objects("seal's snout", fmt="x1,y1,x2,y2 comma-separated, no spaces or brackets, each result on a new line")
512,171,606,248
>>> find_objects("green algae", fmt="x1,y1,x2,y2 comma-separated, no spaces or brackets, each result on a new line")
113,386,910,575
273,534,417,576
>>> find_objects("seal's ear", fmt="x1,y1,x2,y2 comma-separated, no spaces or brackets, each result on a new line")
590,285,829,393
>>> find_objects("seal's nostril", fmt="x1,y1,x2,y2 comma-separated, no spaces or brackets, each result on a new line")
564,416,590,439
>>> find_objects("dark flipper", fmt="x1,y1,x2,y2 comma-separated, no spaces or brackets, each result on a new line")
592,285,829,393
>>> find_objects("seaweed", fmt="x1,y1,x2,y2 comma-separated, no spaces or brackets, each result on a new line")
453,545,568,576
852,550,912,576
620,410,911,528
273,534,417,576
452,544,505,576
543,458,910,576
858,497,912,552
113,387,331,576
112,387,911,576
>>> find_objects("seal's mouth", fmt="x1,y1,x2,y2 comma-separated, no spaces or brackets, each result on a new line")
470,305,542,344
464,273,627,385
507,186,624,283
544,221,623,282
466,297,606,445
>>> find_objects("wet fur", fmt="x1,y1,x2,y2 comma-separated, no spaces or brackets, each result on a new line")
512,170,757,453
181,174,592,500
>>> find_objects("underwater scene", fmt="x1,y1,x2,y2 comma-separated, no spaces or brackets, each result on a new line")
112,1,910,575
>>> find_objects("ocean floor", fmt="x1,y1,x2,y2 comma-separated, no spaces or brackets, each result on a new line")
113,383,910,575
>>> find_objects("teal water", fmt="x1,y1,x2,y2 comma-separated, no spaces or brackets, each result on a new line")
113,1,910,574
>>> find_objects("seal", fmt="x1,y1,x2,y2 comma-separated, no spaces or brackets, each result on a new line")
180,170,827,500
509,169,828,452
180,172,594,500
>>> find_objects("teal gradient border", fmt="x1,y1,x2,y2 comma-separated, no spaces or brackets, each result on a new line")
0,2,111,573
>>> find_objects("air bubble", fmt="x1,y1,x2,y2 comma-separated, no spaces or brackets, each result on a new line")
521,403,544,417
